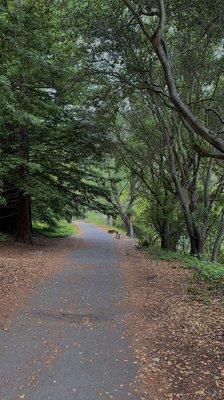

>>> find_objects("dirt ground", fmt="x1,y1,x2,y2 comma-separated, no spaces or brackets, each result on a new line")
121,241,224,400
0,229,223,399
0,231,85,330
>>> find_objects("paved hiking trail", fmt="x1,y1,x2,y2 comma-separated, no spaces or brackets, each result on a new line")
0,222,138,400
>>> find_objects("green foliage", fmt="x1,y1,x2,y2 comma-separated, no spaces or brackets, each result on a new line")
86,211,108,226
0,233,9,242
86,211,126,233
144,245,224,288
33,220,78,238
0,0,223,262
0,0,112,238
81,0,224,259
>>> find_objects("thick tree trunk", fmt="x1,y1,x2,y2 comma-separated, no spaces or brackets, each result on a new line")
160,233,171,250
189,228,204,256
160,220,171,250
16,193,33,243
160,226,179,251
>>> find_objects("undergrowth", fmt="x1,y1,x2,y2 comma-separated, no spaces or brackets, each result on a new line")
142,245,224,291
34,220,78,238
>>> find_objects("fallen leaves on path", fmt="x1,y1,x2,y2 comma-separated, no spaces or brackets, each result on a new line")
120,242,224,400
0,234,84,324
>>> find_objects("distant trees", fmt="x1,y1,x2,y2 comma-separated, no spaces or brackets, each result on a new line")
105,163,140,237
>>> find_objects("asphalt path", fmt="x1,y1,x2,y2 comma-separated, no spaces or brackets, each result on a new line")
0,222,138,400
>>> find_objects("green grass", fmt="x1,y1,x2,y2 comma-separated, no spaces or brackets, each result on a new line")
86,211,108,226
144,246,224,289
33,220,78,238
86,211,126,234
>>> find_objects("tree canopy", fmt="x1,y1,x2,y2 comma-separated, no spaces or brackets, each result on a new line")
0,0,223,262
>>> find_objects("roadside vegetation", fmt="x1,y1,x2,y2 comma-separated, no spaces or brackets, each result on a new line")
86,211,126,234
89,210,224,292
142,245,224,290
33,220,78,238
0,1,223,286
0,2,223,397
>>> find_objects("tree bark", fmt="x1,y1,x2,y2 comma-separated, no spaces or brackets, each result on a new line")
189,227,204,256
160,230,178,251
211,214,224,262
16,193,33,243
123,213,134,237
158,218,180,251
15,125,33,243
165,134,205,256
160,233,171,250
211,229,224,262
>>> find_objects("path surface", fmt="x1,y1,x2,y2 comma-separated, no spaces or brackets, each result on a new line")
0,223,138,400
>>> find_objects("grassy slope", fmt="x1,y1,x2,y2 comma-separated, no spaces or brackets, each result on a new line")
34,220,78,238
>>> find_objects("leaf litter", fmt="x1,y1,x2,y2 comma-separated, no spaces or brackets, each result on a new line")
119,240,224,400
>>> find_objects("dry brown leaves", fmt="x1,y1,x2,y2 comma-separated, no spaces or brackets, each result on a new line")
0,231,84,325
120,241,224,400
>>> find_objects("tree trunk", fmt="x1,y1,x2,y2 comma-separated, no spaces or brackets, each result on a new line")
15,125,33,243
160,227,179,251
124,213,134,237
189,227,204,256
107,215,111,225
160,233,171,250
16,193,33,243
166,137,204,257
211,225,224,262
122,0,224,154
160,220,171,250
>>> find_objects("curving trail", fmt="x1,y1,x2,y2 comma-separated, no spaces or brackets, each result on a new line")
0,222,138,400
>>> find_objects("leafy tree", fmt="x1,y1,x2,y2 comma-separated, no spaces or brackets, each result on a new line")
0,0,110,242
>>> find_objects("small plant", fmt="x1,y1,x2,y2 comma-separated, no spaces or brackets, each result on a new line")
0,233,9,242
